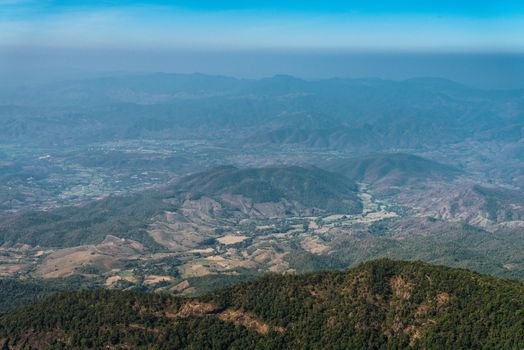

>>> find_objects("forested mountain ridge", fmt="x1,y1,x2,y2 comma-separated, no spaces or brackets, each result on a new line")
171,165,362,215
1,259,523,349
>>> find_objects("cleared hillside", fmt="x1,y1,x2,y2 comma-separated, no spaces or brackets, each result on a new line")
326,153,460,186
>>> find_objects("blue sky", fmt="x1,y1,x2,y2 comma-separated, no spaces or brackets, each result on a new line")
1,0,523,51
4,0,524,16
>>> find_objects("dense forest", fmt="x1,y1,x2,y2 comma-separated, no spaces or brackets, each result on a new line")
0,277,97,312
1,259,523,349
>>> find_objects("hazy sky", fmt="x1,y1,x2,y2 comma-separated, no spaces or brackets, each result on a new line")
1,1,524,88
2,0,524,51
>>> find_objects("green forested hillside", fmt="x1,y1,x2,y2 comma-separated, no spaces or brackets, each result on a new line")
172,165,362,213
0,192,171,249
0,276,96,312
1,260,523,349
0,279,58,312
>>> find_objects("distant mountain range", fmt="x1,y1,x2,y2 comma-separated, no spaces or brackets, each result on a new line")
2,74,523,153
1,259,523,349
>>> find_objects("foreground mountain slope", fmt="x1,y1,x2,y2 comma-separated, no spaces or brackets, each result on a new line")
1,260,523,349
